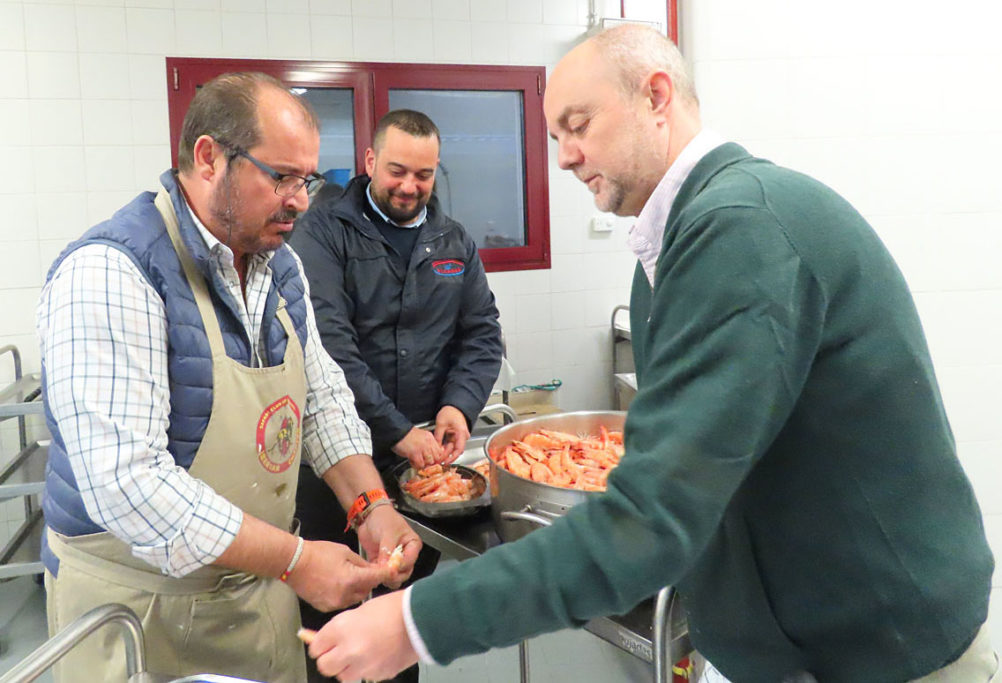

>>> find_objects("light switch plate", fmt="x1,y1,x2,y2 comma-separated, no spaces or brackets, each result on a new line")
591,215,616,232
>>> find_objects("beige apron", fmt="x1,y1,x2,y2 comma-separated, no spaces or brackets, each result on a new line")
45,188,309,683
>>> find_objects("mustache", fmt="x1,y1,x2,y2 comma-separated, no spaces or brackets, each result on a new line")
270,208,301,223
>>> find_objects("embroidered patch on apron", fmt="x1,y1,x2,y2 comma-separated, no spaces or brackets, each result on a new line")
431,259,465,277
256,395,302,473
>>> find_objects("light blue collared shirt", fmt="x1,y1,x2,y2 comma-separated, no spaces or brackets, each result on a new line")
365,182,427,228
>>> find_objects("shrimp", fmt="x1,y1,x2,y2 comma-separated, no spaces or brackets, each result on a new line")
493,425,624,492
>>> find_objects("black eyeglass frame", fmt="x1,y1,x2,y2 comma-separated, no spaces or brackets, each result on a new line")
226,145,326,198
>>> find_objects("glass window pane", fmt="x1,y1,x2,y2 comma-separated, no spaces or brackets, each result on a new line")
298,88,356,190
388,89,526,249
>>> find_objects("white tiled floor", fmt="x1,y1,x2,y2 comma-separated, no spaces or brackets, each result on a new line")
0,565,655,682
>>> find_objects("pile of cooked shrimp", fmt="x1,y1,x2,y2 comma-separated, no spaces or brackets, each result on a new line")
492,426,624,491
402,464,481,502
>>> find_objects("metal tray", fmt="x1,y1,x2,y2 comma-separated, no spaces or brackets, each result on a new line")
393,462,490,518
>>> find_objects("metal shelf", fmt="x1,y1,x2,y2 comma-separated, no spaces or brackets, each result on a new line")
0,373,43,420
0,508,44,580
1,344,47,581
611,306,635,410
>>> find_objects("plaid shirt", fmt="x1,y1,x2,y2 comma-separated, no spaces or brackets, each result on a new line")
37,201,371,577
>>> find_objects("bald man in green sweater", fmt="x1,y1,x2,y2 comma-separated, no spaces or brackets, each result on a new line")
304,24,997,683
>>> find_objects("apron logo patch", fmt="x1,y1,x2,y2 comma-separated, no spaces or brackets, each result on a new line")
431,259,464,277
256,395,301,473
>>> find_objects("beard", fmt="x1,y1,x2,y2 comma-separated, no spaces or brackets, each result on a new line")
594,177,628,215
208,167,301,254
372,185,428,225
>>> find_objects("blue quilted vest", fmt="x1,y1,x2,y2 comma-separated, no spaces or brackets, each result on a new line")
41,170,310,574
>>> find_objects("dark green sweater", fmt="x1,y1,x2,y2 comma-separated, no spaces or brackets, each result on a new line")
411,144,993,681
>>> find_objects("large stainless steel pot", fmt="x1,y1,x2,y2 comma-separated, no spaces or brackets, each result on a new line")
484,410,626,542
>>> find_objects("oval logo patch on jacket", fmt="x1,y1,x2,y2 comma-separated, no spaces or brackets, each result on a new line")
432,259,465,277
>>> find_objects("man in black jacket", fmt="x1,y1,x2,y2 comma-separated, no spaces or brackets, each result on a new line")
288,109,503,682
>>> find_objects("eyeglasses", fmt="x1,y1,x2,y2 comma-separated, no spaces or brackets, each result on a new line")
229,146,326,198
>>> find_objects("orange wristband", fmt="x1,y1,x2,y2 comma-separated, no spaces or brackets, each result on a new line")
344,489,389,532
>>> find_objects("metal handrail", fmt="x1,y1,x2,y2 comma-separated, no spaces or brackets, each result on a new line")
0,603,146,683
653,587,673,683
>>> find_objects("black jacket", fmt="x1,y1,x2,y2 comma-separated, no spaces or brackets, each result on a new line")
289,175,503,468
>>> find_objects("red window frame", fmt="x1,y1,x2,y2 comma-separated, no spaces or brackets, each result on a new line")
166,58,550,272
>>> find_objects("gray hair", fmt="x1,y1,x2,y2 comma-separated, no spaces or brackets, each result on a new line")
591,24,698,106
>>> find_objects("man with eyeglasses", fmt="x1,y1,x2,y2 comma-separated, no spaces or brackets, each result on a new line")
289,109,503,682
36,71,421,682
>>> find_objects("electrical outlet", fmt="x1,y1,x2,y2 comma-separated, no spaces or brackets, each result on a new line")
590,215,616,233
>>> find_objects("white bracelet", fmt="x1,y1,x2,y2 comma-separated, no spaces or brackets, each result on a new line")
280,536,305,583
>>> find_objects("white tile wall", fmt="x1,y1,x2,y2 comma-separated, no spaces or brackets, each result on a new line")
268,0,309,14
0,100,30,147
81,99,133,144
432,0,468,21
79,53,131,99
0,241,42,291
25,52,80,98
432,20,472,63
24,3,78,53
541,0,577,26
0,0,999,653
174,9,224,57
507,0,542,24
128,54,169,100
469,3,504,22
0,4,26,52
308,15,354,60
267,12,312,58
469,21,509,63
222,0,263,12
392,0,431,20
352,16,394,61
0,195,39,243
0,147,35,196
125,7,176,55
220,12,268,58
33,145,85,191
351,0,391,19
0,52,29,100
75,5,128,53
392,18,435,61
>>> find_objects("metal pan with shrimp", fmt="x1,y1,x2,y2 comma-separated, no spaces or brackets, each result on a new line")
394,462,491,518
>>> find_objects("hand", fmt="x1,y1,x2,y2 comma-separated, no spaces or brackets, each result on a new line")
392,426,445,469
286,540,391,613
434,405,470,463
309,591,418,682
356,504,422,589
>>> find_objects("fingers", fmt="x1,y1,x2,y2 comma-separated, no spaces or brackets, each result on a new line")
433,420,447,446
452,429,469,454
308,592,416,681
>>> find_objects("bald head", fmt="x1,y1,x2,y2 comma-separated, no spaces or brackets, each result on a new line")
585,24,697,107
543,25,701,217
